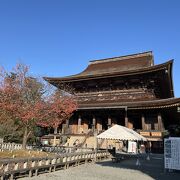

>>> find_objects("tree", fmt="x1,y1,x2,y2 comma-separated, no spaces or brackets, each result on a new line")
0,63,77,148
37,90,77,145
0,64,44,149
168,124,180,137
0,114,21,142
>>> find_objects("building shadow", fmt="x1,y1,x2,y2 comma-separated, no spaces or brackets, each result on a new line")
96,154,180,180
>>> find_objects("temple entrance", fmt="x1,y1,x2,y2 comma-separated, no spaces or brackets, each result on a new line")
101,115,108,131
116,111,125,126
132,115,142,130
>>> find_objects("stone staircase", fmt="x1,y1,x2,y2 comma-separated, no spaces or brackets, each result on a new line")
64,135,85,147
64,133,120,150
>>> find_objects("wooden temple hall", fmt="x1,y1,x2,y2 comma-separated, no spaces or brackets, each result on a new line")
45,51,180,150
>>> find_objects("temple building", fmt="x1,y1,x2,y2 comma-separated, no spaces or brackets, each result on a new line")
45,51,180,152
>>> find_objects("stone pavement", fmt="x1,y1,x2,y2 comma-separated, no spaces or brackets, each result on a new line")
22,154,180,180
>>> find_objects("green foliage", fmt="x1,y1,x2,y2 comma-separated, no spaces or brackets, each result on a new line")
168,124,180,137
0,118,23,143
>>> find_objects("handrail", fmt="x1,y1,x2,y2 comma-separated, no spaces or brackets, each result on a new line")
0,143,94,154
0,150,110,179
0,143,32,150
72,130,93,151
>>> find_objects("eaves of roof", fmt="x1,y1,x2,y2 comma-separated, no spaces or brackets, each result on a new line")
77,97,180,110
44,60,173,83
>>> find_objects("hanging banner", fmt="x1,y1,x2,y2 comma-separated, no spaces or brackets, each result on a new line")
128,141,137,153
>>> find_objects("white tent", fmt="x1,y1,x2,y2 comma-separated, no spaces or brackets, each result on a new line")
97,124,147,141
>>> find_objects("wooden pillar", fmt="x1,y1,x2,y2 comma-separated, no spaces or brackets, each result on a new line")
125,117,128,127
66,119,69,127
108,117,112,129
65,119,69,134
83,118,89,133
157,113,164,130
141,114,145,130
92,116,96,133
97,118,102,133
78,115,82,134
125,110,128,127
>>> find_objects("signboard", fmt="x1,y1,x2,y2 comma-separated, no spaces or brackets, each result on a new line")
128,141,137,153
140,131,150,136
151,132,162,137
164,138,180,170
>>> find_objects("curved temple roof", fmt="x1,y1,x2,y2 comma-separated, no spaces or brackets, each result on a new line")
44,51,173,83
44,51,176,108
79,51,153,76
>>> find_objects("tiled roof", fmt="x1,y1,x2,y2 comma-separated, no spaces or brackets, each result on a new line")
81,51,153,76
78,98,180,110
44,51,156,82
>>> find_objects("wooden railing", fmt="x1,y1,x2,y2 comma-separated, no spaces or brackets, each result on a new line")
0,143,94,154
39,145,94,154
0,143,32,151
0,150,110,179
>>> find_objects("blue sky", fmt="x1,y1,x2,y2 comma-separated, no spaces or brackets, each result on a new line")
0,0,180,96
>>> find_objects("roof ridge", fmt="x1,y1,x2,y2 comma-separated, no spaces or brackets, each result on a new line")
89,51,153,65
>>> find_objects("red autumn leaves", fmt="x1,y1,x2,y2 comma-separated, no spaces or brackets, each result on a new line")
0,64,77,148
36,92,77,130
